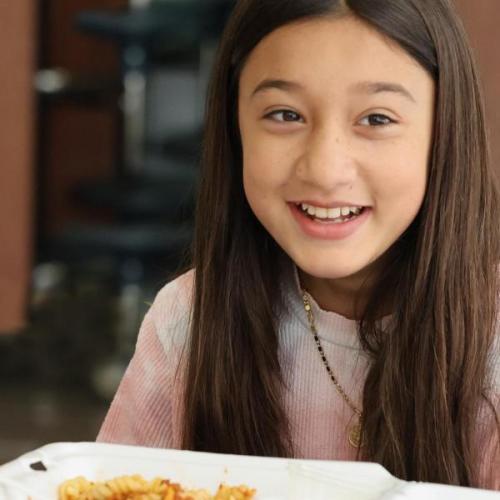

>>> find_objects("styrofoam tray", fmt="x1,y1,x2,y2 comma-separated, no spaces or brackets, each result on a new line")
0,442,497,500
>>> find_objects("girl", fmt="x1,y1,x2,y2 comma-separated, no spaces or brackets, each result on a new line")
97,0,500,489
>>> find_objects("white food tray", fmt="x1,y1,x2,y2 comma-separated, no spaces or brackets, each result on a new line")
0,442,497,499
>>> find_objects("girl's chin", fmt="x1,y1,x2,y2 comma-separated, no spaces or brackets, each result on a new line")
294,259,371,282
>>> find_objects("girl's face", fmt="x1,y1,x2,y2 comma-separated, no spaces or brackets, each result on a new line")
238,16,435,290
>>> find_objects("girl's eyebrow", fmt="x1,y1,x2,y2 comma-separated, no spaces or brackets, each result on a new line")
250,78,416,103
251,79,304,97
350,80,417,103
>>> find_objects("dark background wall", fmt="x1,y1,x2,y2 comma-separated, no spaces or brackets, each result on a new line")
39,0,125,235
455,0,500,171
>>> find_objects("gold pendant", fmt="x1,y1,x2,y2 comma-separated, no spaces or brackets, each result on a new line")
348,421,363,448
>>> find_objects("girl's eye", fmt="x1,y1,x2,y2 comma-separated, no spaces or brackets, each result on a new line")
359,113,395,127
265,110,304,123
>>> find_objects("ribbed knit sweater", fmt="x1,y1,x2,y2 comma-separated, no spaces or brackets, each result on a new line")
97,267,500,489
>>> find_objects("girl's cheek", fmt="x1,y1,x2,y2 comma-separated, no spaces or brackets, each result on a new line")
246,137,297,176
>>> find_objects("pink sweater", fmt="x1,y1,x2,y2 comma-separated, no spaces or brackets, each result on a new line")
97,268,500,489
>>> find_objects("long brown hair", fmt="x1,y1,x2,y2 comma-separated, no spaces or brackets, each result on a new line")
182,0,500,486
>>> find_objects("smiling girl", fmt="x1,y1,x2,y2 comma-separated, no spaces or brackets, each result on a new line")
97,0,500,489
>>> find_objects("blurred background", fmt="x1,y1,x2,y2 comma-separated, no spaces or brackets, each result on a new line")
0,0,233,464
0,0,499,465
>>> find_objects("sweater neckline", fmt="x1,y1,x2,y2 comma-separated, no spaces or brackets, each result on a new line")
282,263,362,351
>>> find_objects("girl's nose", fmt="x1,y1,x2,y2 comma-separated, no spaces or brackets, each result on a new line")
296,127,357,191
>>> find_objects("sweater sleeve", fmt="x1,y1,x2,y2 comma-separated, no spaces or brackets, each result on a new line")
477,330,500,490
96,271,193,448
96,310,177,448
476,393,500,490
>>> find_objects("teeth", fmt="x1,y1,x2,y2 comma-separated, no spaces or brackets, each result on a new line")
327,207,341,219
299,203,363,220
315,207,328,218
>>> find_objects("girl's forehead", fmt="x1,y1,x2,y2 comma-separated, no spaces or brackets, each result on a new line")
239,16,432,102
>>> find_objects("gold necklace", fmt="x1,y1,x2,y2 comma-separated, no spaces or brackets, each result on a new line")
301,290,364,448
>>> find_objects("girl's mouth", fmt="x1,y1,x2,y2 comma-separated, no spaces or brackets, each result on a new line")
289,202,371,240
295,202,367,224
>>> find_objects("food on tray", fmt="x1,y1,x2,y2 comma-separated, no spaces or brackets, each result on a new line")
58,474,256,500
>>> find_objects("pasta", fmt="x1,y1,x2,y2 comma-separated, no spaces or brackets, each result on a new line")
58,474,256,500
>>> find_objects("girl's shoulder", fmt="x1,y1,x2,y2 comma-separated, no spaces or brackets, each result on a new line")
147,269,195,353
